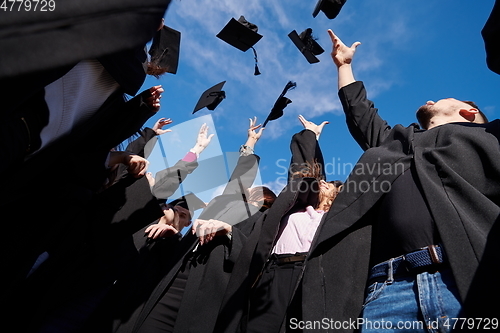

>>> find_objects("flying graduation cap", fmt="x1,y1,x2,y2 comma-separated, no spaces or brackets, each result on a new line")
168,192,207,217
288,28,325,64
148,25,181,75
312,0,347,19
192,81,226,114
263,81,297,128
216,16,263,75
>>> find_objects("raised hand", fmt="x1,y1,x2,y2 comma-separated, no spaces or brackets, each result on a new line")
248,116,264,142
145,85,164,112
152,117,173,135
328,29,361,68
298,115,329,140
191,123,215,155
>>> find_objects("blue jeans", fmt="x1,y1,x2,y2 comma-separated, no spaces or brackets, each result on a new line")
360,268,462,333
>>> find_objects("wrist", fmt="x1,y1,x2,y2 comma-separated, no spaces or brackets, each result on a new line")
190,145,204,156
245,137,258,147
239,144,254,156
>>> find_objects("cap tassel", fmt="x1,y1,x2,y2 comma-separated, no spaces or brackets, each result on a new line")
251,47,261,76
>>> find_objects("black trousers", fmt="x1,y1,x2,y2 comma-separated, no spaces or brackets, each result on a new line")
247,253,305,333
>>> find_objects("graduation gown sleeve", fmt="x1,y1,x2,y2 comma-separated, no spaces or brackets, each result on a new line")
338,81,395,150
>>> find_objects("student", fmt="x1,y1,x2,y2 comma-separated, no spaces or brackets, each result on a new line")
299,30,500,332
14,123,214,333
111,117,275,333
215,115,343,333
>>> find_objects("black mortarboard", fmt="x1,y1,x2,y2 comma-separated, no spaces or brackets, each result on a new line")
148,25,181,74
263,81,296,127
312,0,347,19
288,28,324,64
216,16,263,75
192,81,226,114
168,192,206,217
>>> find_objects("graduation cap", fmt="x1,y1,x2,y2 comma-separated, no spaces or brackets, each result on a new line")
216,16,263,75
263,81,297,127
192,81,226,114
168,192,206,217
148,25,181,75
312,0,347,19
288,28,324,64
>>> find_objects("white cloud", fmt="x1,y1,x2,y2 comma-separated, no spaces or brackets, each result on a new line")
161,0,420,140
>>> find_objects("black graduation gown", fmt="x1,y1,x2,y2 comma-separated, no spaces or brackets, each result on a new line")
112,153,262,333
0,88,159,297
214,129,325,333
8,129,198,333
0,0,170,84
301,81,500,332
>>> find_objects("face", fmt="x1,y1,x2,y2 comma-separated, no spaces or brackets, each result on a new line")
416,98,469,129
319,180,338,200
173,205,192,228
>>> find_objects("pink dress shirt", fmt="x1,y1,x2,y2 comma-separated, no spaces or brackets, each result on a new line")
272,206,325,255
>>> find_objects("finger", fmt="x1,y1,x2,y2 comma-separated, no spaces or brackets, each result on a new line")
298,115,307,125
193,219,205,234
207,232,215,243
327,29,336,43
146,226,156,238
351,41,362,49
149,85,161,93
151,228,160,239
208,133,215,141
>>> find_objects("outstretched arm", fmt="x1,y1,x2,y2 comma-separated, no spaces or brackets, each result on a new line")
328,30,392,150
289,115,327,181
222,117,263,195
328,29,360,90
151,123,214,200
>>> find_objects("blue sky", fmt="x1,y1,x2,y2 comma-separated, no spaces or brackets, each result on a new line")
137,0,499,222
